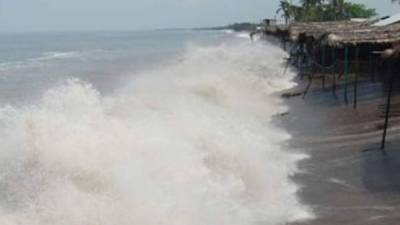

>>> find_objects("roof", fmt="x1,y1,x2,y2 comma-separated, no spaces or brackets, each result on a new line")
373,13,400,27
322,23,400,46
288,20,369,42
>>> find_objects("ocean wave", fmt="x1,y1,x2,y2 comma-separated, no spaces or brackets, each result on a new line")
31,49,111,62
0,39,313,225
31,51,83,61
223,29,234,34
0,49,112,73
235,32,251,39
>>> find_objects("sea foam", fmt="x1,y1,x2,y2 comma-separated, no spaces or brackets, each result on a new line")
0,38,313,225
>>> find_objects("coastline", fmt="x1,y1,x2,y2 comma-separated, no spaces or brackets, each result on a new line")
278,71,400,224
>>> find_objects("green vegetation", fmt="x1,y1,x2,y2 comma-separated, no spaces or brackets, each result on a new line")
224,23,260,31
198,22,260,32
276,0,377,23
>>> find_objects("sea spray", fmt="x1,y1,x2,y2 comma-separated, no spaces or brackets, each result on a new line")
0,38,313,225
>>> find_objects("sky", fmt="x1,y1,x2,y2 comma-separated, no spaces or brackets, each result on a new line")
0,0,398,32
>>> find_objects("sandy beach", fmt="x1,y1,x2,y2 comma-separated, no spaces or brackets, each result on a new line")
280,73,400,224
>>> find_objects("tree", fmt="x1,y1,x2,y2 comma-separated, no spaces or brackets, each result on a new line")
280,0,377,22
276,0,295,24
342,2,377,19
330,0,345,20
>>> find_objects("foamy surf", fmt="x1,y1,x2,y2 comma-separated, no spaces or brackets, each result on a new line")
0,36,313,225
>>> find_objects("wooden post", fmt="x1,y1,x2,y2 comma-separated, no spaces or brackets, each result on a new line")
353,46,360,109
332,47,337,97
381,66,394,152
303,74,313,99
299,43,305,78
344,46,349,105
322,46,326,89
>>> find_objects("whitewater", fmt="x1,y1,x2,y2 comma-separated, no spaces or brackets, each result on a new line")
0,31,312,225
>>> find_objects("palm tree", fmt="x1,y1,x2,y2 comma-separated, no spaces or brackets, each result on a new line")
276,0,294,24
300,0,324,8
330,0,345,20
295,0,325,22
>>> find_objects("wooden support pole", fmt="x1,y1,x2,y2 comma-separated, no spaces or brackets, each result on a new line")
381,68,394,152
303,74,313,99
299,43,305,79
332,73,337,98
332,47,337,97
344,46,349,105
322,46,326,89
353,46,360,109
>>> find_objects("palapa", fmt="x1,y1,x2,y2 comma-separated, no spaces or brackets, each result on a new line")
324,23,400,46
288,20,369,42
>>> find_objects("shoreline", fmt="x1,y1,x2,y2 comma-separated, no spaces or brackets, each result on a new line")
277,70,400,224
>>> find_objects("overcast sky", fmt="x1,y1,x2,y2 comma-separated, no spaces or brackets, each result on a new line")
0,0,398,32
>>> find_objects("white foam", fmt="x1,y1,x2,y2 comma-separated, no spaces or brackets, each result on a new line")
0,40,313,225
34,51,82,61
223,29,234,34
235,32,251,39
0,49,111,74
32,49,111,62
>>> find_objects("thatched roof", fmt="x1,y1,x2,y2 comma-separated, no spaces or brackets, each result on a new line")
288,20,369,42
264,24,289,36
323,23,400,46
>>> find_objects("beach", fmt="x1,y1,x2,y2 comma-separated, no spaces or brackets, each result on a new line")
280,73,400,224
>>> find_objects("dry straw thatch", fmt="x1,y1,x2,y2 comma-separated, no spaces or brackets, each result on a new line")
288,20,369,42
264,19,400,49
324,23,400,46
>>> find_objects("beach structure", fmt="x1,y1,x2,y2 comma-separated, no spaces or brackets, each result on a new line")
269,20,399,105
318,23,400,107
284,21,372,100
305,22,400,151
288,20,369,43
262,17,400,151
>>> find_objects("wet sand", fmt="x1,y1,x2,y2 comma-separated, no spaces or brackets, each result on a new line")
279,74,400,225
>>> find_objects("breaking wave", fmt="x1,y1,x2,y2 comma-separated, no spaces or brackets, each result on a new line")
0,39,312,225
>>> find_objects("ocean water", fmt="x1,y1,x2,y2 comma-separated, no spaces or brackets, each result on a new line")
0,30,312,225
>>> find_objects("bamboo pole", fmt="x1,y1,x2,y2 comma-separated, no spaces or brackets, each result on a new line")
381,67,394,153
322,46,326,89
353,46,360,109
332,47,337,97
344,46,349,105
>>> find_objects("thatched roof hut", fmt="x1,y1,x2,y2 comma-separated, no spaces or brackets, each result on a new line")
323,23,400,47
288,20,370,42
